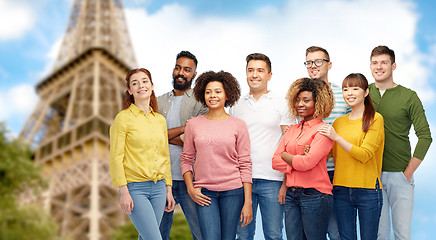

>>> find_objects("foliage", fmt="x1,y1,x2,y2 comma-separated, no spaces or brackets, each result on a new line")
111,211,193,240
0,123,59,240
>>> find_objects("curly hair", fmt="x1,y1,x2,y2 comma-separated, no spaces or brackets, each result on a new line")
286,78,334,119
193,71,241,108
123,68,158,112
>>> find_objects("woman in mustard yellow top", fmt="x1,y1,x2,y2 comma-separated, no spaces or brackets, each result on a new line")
110,68,175,240
318,73,384,240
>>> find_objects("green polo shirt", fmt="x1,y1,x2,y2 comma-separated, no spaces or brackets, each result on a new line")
369,83,432,172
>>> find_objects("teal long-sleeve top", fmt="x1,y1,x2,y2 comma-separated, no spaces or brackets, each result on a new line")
369,83,432,172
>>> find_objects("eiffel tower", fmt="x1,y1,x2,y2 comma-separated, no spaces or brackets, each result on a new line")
20,0,136,239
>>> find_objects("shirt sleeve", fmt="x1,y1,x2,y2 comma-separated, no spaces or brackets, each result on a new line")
180,120,196,176
409,92,432,160
161,121,173,186
280,99,294,126
272,130,292,173
348,114,385,163
109,113,128,187
236,121,252,183
292,133,334,171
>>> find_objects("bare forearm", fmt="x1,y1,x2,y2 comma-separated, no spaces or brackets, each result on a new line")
403,157,422,182
169,136,183,146
281,152,295,167
168,126,185,140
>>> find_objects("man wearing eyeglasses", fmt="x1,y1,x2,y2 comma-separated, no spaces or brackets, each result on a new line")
305,46,350,240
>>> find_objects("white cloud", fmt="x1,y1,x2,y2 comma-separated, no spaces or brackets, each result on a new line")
123,0,435,104
0,0,35,40
0,84,38,120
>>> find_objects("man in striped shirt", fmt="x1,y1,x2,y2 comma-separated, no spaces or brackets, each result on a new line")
305,46,350,240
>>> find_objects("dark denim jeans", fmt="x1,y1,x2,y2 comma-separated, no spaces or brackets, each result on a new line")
284,187,331,240
196,187,244,240
333,182,382,240
159,180,201,240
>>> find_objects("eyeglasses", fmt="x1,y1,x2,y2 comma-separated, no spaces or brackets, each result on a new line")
304,59,330,68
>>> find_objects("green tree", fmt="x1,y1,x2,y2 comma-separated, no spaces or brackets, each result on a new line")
0,123,59,240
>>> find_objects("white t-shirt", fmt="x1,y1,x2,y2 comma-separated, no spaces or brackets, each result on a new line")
230,91,296,181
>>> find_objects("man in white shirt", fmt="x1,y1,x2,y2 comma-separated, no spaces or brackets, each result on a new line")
231,53,294,240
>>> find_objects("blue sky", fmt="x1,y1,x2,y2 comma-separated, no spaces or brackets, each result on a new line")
0,0,435,239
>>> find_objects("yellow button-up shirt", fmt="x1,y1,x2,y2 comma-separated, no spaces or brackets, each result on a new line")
110,104,172,187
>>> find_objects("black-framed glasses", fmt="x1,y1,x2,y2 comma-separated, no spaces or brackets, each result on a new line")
304,59,329,68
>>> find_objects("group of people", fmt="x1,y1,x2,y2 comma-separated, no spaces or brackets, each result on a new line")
109,46,432,240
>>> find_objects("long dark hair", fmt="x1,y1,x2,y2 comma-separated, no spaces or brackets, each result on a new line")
342,73,375,132
123,68,158,112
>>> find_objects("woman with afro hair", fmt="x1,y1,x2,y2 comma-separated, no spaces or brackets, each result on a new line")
272,77,334,240
180,70,253,240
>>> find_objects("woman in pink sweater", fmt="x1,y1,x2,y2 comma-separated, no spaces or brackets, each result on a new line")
272,78,334,240
180,71,253,240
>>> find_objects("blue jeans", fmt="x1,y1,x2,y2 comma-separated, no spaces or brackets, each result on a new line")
159,180,201,240
236,179,284,240
126,180,166,240
327,171,341,240
284,187,331,240
378,172,414,240
333,182,382,240
196,187,244,240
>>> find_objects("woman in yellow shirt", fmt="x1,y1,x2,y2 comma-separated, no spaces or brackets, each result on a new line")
110,68,175,240
318,73,384,240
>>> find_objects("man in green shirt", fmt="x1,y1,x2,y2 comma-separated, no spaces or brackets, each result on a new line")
368,45,432,240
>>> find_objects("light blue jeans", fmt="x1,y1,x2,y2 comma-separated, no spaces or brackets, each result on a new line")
236,179,284,240
126,180,166,240
378,172,414,240
159,180,201,240
196,187,244,240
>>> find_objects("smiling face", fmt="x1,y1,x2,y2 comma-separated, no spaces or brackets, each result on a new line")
127,71,154,101
306,51,332,82
295,91,315,121
246,60,271,96
172,57,197,91
370,54,396,84
342,85,368,108
204,81,227,110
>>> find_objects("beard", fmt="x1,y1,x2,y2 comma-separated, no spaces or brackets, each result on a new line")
173,74,192,91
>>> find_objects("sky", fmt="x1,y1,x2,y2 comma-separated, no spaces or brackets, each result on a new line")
0,0,435,239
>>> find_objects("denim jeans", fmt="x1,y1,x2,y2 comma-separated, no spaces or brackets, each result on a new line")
333,181,382,240
378,172,414,240
126,180,166,240
236,179,284,240
196,187,244,240
159,180,201,240
284,187,331,240
327,170,341,240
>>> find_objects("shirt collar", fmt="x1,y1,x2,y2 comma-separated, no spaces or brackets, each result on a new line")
171,88,194,98
128,103,156,117
244,90,273,100
297,117,323,128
